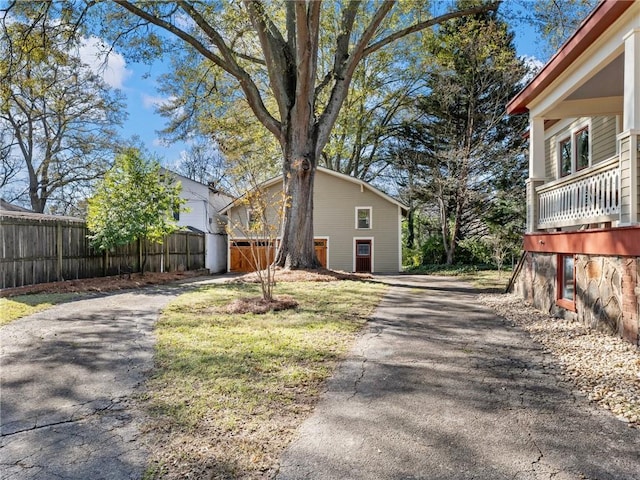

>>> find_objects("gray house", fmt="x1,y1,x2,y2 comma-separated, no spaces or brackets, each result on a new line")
222,166,407,273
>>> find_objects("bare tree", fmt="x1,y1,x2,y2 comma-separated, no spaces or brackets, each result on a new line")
1,5,126,213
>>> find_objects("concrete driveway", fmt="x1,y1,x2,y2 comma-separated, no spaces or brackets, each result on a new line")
2,274,639,480
276,275,640,480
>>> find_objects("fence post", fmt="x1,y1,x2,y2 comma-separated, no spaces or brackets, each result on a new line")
164,236,170,272
103,249,108,277
186,233,191,271
56,222,63,281
138,238,143,273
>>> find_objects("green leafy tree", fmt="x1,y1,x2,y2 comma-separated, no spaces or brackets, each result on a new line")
87,148,186,273
530,0,598,56
91,0,498,269
395,1,528,265
0,4,126,214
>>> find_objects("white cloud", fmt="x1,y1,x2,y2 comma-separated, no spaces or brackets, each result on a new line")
521,55,544,82
152,137,171,148
141,93,178,111
174,13,195,30
78,36,132,89
142,93,168,109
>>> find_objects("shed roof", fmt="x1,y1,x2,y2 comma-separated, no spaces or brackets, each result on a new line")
220,166,408,214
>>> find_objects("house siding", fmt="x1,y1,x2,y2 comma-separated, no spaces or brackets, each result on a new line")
619,135,632,222
226,186,282,238
591,116,617,164
544,116,616,179
226,169,403,273
544,134,554,179
172,173,230,273
313,171,400,273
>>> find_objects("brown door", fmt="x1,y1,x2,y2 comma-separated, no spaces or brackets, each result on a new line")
314,239,328,268
229,240,275,272
355,239,372,273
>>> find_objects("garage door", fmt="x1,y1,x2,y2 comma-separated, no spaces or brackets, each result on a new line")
229,240,275,273
230,239,327,272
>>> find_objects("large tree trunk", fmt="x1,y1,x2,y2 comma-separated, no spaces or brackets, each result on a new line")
275,132,321,269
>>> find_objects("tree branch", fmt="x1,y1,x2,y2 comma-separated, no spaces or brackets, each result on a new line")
363,2,501,57
315,1,394,156
243,0,293,123
114,0,281,137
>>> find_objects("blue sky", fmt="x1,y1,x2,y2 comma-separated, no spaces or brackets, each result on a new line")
89,14,544,169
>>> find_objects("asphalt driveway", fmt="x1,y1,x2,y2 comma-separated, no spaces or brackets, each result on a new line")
276,275,640,480
2,274,639,480
0,280,215,480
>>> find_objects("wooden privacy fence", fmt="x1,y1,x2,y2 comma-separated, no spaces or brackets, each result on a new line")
0,212,205,289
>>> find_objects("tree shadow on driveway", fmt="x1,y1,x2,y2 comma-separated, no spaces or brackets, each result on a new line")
0,288,185,479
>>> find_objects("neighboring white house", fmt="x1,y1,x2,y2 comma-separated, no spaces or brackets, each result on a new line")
164,169,231,273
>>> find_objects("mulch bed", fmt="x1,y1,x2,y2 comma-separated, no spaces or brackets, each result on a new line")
1,267,371,299
235,267,372,283
225,294,299,314
0,270,210,298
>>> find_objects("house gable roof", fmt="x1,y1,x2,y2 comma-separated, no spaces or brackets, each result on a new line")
0,199,33,213
507,0,634,115
159,167,234,203
220,166,408,214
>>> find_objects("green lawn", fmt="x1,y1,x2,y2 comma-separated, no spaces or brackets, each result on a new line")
404,265,512,293
142,279,388,479
0,293,82,326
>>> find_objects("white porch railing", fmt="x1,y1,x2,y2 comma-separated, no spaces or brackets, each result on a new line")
536,156,620,229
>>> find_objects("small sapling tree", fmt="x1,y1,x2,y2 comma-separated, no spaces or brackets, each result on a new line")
226,173,288,303
87,148,186,274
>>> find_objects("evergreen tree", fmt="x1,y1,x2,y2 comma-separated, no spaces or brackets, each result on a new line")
396,0,528,265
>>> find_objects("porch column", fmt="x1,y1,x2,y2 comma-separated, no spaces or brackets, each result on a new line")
619,29,640,224
527,116,546,232
623,28,640,131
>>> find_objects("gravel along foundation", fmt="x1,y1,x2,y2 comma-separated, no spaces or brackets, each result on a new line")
480,293,640,427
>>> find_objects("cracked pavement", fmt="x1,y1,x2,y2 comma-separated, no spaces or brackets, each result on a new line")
276,275,640,480
0,281,213,480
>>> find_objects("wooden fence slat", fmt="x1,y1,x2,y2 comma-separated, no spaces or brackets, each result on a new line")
0,215,206,289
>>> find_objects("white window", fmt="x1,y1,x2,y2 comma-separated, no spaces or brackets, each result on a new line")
355,207,372,229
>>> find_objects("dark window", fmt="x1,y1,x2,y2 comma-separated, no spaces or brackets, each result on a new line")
357,208,371,229
575,128,589,171
558,126,590,177
560,137,571,177
357,243,370,256
561,255,574,301
557,254,576,312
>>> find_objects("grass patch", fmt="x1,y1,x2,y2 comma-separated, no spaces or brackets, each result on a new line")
0,293,82,326
403,264,512,293
465,269,511,292
143,280,387,479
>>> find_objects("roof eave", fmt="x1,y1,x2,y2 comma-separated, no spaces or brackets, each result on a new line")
507,0,634,116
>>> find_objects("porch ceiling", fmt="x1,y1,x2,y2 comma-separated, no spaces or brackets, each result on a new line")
566,54,624,100
543,54,624,119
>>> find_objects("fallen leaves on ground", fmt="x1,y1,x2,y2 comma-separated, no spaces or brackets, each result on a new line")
1,270,210,297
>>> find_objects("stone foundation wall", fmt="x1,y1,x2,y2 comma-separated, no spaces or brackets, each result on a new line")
513,252,639,345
